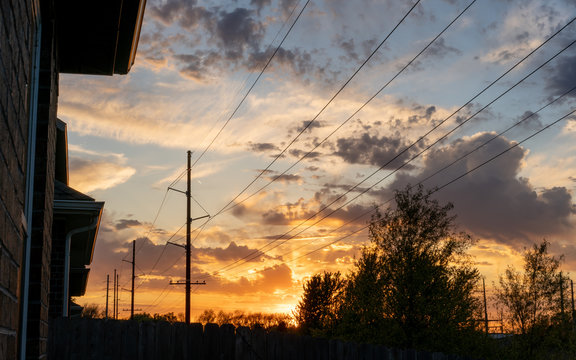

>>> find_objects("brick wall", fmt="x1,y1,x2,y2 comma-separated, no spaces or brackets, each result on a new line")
26,1,59,357
48,218,66,320
0,0,37,359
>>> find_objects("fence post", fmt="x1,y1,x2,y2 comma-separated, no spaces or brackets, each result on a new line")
203,323,220,360
220,324,236,359
138,321,155,360
188,323,204,360
173,322,188,359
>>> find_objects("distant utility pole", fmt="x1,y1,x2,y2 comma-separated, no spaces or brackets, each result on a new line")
560,273,565,322
571,279,575,331
116,272,119,320
113,269,117,319
483,278,489,334
168,150,208,324
123,240,136,319
105,274,109,319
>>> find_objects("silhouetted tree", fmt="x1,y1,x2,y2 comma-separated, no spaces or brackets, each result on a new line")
294,271,346,335
341,185,480,351
81,304,103,319
496,240,571,358
197,309,293,330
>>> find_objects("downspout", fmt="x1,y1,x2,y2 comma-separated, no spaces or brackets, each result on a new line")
19,4,41,359
63,217,100,317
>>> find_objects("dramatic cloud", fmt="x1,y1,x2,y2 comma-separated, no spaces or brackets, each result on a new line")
197,241,272,263
386,133,575,246
266,174,303,184
69,157,136,193
546,53,576,98
115,219,143,230
262,198,318,225
333,133,419,169
423,37,461,59
248,142,280,152
217,8,264,59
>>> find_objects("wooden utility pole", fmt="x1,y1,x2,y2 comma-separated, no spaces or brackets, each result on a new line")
116,273,119,319
132,241,135,319
168,151,208,324
113,269,117,319
560,273,565,321
571,279,575,331
123,240,136,319
105,274,109,319
483,278,489,334
186,150,191,324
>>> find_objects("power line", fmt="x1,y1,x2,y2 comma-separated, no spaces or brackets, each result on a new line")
189,0,423,246
213,19,576,275
220,0,478,215
189,0,311,172
188,0,301,165
273,107,576,271
228,85,576,275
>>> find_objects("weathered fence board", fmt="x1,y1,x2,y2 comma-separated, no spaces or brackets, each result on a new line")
48,318,479,360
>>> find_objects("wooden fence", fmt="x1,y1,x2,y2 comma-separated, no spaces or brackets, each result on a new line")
48,318,478,360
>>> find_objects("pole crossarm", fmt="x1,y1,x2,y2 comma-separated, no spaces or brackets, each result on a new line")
167,187,187,195
169,280,207,286
191,214,210,221
167,241,186,249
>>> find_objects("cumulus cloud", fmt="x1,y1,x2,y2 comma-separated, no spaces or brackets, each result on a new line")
423,37,461,59
115,219,143,230
248,142,280,152
385,133,575,246
262,198,318,225
69,157,136,193
197,241,272,263
333,133,420,169
266,174,303,184
546,53,576,99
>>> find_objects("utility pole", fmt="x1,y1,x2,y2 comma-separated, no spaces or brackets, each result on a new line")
105,274,109,319
168,150,208,324
132,241,135,319
116,272,119,320
186,150,191,324
113,269,117,320
560,273,565,322
123,240,136,319
571,279,575,331
483,278,489,334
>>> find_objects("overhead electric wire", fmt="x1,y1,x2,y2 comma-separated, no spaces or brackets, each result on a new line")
220,0,478,215
214,18,576,275
232,85,576,274
268,107,576,271
189,0,423,246
209,0,421,217
134,222,187,289
186,0,304,173
188,0,311,171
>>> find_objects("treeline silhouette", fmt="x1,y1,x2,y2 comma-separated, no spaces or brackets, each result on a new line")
294,185,576,359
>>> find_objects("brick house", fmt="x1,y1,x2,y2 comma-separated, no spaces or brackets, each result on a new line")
0,1,146,359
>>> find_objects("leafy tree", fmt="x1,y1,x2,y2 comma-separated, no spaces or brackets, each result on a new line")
294,271,346,335
197,309,293,330
132,312,179,323
337,246,390,343
198,309,217,323
132,312,154,322
496,240,571,358
340,185,481,351
81,304,103,319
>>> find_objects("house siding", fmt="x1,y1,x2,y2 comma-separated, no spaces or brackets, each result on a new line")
0,0,37,359
26,1,59,357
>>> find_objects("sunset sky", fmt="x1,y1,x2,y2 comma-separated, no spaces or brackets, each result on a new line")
59,0,576,319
